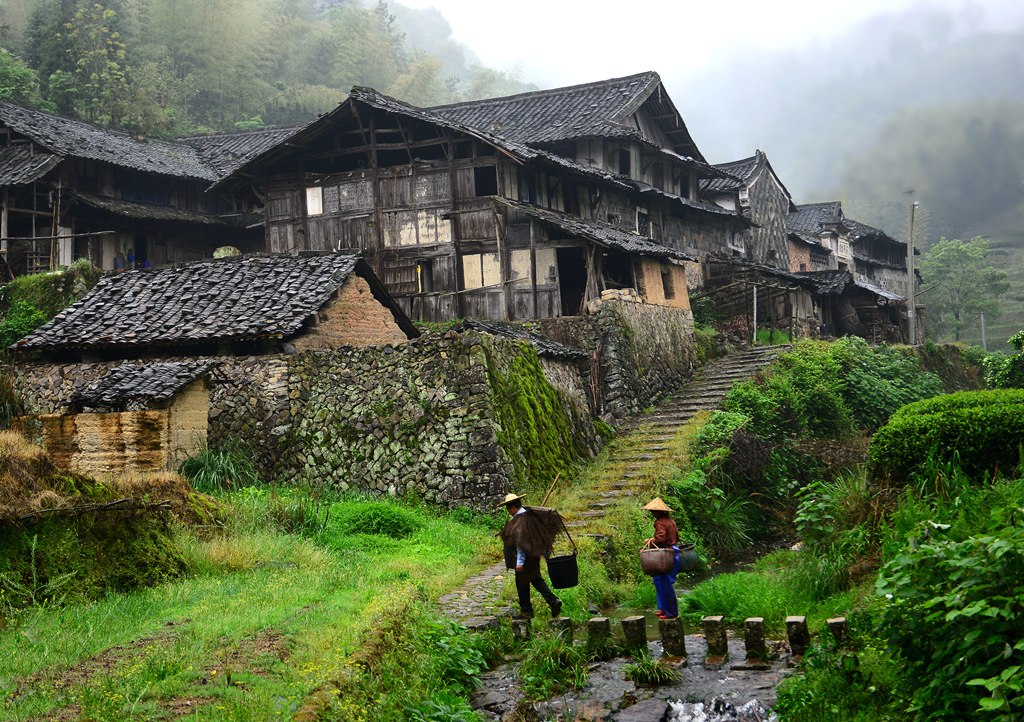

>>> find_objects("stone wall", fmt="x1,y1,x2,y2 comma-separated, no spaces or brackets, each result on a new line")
14,333,597,508
537,297,697,421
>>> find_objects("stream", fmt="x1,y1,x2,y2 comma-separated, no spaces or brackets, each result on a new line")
472,624,789,721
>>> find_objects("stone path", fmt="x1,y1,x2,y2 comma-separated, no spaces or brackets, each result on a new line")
437,345,788,626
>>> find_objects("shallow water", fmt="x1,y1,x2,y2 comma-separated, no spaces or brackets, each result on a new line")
473,629,792,721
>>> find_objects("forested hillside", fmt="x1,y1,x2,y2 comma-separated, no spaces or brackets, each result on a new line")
0,0,535,136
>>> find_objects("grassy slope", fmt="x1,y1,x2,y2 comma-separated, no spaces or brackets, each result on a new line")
0,502,496,721
955,201,1024,353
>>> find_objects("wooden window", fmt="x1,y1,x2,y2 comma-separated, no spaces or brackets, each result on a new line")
461,252,501,290
474,166,498,196
618,148,631,176
305,186,323,216
661,267,675,299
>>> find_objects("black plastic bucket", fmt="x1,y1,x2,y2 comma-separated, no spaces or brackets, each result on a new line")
679,543,698,572
547,553,579,589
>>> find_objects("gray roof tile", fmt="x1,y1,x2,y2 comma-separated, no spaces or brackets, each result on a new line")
0,100,216,180
71,360,218,411
14,253,365,353
0,146,62,185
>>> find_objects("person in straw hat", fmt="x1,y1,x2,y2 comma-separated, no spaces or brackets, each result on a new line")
643,497,681,619
498,492,562,620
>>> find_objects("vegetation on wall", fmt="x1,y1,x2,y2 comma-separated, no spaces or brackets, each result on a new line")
0,260,102,350
484,340,591,499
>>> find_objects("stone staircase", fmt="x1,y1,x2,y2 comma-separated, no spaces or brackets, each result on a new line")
438,344,788,624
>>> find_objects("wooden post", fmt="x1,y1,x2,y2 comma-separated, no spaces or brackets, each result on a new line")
703,615,728,667
786,615,810,658
744,617,767,660
550,616,573,641
512,618,531,640
827,617,851,647
587,617,611,643
620,616,647,650
659,617,687,659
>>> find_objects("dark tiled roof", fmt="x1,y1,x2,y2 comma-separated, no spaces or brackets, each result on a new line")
0,146,62,185
14,253,368,353
798,270,852,295
632,181,747,220
846,218,903,247
0,101,216,181
69,191,245,226
71,360,218,411
431,72,661,147
702,154,759,193
177,126,302,177
495,198,696,261
788,201,846,236
459,320,587,361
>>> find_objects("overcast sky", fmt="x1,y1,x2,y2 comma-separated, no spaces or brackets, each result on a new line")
399,0,1023,89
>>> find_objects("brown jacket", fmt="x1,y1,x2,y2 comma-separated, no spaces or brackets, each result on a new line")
652,517,679,548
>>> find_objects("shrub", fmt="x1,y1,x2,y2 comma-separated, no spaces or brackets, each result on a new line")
869,390,1024,483
987,331,1024,389
877,514,1024,720
0,300,46,348
178,440,261,493
330,499,422,539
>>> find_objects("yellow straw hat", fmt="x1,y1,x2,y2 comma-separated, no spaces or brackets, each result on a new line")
497,492,525,508
642,497,673,512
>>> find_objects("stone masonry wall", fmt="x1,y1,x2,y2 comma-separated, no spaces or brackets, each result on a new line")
536,298,698,421
280,332,595,506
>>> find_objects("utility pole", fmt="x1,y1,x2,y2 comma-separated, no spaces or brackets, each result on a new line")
980,311,987,351
906,192,918,345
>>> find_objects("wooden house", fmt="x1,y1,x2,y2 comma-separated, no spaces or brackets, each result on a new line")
702,150,796,268
0,100,289,276
213,73,748,322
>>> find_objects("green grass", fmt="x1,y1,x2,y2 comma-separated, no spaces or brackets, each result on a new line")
0,494,497,721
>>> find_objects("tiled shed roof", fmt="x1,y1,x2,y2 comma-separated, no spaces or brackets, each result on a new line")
68,191,251,226
0,100,216,181
494,198,696,261
13,253,386,354
0,146,62,185
459,320,587,361
71,360,218,411
431,72,662,147
797,269,853,295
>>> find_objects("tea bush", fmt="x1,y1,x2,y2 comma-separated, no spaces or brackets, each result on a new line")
869,390,1024,484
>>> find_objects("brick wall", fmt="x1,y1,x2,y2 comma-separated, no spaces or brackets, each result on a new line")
293,274,410,351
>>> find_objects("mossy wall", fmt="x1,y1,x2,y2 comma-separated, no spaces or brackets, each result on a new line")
282,331,596,507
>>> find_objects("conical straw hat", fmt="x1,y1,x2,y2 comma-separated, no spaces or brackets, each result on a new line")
497,492,525,508
642,497,673,512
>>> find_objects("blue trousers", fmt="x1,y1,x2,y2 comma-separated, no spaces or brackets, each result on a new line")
652,549,682,617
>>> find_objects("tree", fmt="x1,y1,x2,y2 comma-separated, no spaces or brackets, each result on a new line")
0,49,48,107
922,236,1010,341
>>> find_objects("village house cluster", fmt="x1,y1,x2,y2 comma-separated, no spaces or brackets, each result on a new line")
2,72,919,499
